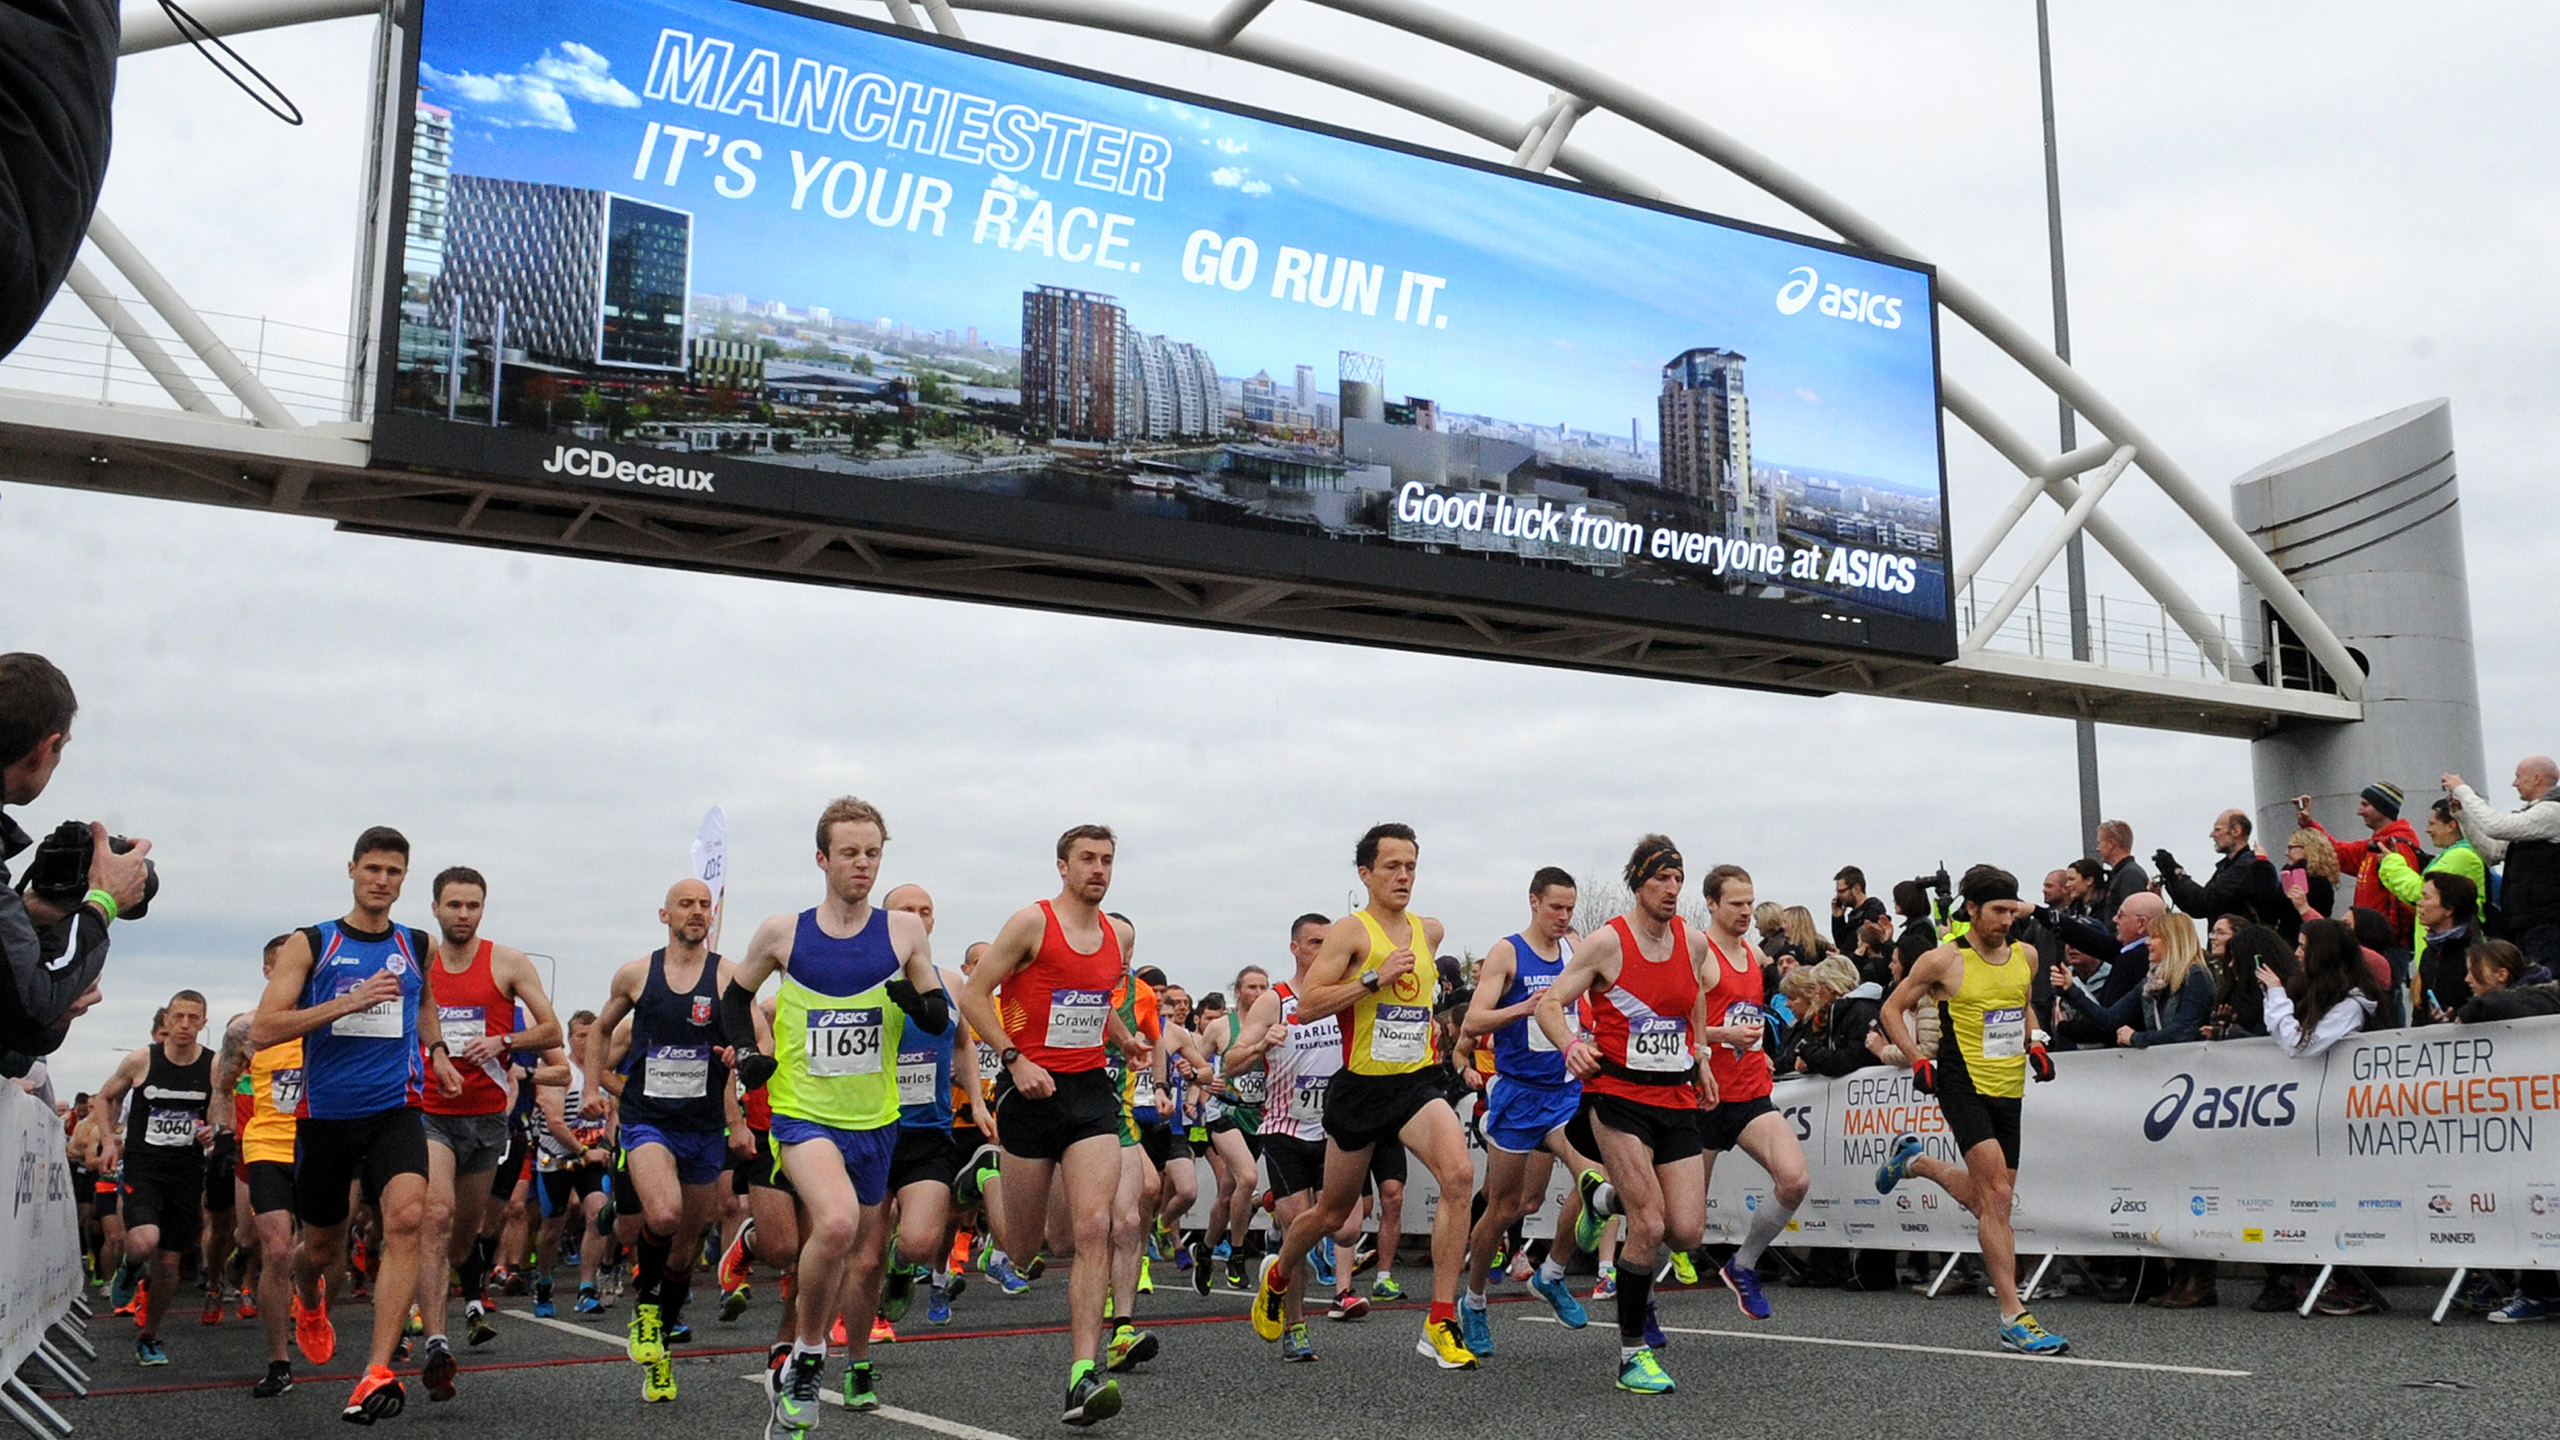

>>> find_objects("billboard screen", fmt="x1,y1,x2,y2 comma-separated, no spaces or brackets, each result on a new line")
375,0,1954,658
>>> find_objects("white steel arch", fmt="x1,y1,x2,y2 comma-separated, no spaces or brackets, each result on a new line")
43,0,2362,733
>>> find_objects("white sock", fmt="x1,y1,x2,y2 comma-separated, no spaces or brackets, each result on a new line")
1620,1343,1645,1362
1464,1288,1486,1310
1734,1198,1799,1272
931,1271,951,1291
1538,1257,1566,1284
989,1248,1011,1267
791,1340,825,1363
1592,1181,1620,1217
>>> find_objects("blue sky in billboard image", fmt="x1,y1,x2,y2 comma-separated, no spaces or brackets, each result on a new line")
417,0,1940,491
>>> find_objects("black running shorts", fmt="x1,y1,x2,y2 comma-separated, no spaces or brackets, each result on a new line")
1567,1092,1704,1166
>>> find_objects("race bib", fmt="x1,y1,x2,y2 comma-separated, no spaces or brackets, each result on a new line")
1980,1006,2027,1060
438,1005,487,1044
144,1106,197,1148
1227,1067,1265,1106
807,1009,884,1077
331,976,402,1039
644,1044,710,1099
1526,1019,1558,1053
1722,1002,1763,1052
1046,990,1108,1051
897,1054,940,1107
1290,1073,1328,1124
1628,1015,1693,1073
1371,1004,1430,1065
270,1068,303,1115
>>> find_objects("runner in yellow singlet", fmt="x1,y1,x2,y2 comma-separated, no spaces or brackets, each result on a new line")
1875,865,2068,1356
1252,823,1482,1370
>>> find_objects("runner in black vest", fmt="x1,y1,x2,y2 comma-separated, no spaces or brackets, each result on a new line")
90,989,215,1367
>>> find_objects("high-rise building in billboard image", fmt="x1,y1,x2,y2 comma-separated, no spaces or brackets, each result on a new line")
425,177,691,373
1022,285,1124,442
1659,347,1762,544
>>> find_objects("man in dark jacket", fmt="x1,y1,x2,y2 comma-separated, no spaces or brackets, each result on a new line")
2158,810,2296,940
0,0,119,359
1829,867,1889,954
2051,893,2161,1049
2095,820,2147,923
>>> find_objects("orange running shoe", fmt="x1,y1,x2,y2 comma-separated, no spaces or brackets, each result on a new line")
237,1291,259,1321
868,1315,896,1344
294,1295,336,1366
948,1229,974,1273
829,1315,847,1346
342,1365,405,1425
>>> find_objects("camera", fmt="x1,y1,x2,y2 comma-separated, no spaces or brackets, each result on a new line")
1908,865,1951,899
15,820,157,920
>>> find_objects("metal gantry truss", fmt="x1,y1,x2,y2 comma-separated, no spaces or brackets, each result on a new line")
0,0,2363,739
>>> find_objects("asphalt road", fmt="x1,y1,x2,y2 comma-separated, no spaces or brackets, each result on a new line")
37,1254,2556,1440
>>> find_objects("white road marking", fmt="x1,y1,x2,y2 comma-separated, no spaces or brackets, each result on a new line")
1515,1314,2251,1376
498,1308,627,1347
739,1374,1032,1440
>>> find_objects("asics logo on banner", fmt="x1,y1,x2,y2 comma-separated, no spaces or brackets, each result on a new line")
1774,266,1904,329
2142,1073,2301,1142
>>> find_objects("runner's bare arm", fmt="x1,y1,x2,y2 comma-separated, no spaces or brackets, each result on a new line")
1289,916,1381,1024
1461,938,1524,1038
718,914,797,1079
1222,987,1287,1074
1539,926,1619,1073
491,944,564,1055
951,1000,995,1133
88,1047,147,1170
959,906,1050,1097
209,1013,254,1113
250,930,396,1047
585,959,648,1117
1685,985,1722,1107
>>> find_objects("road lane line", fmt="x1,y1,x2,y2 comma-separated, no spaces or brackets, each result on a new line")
1515,1315,2250,1376
739,1374,1034,1440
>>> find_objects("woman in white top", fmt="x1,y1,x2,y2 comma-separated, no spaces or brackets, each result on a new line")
2257,918,2378,1059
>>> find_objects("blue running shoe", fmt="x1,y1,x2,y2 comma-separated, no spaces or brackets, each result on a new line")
1615,1346,1674,1394
1312,1238,1337,1290
1279,1322,1318,1363
1459,1299,1494,1358
1529,1269,1588,1328
926,1286,953,1326
135,1336,169,1367
532,1284,557,1320
574,1287,605,1316
1997,1310,2069,1355
1643,1297,1667,1351
989,1255,1030,1297
1720,1259,1772,1321
1876,1133,1925,1194
110,1259,142,1312
1212,1240,1232,1261
2489,1294,2557,1324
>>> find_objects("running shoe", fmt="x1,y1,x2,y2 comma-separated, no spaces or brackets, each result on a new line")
574,1285,605,1316
1211,1240,1232,1260
1328,1289,1369,1321
251,1360,293,1399
1023,1253,1049,1281
840,1360,877,1413
1667,1251,1698,1285
392,1336,410,1363
628,1302,666,1365
1721,1258,1772,1321
831,1316,848,1346
237,1291,258,1321
108,1259,140,1312
989,1254,1030,1296
882,1263,916,1323
134,1336,168,1367
2489,1294,2556,1324
868,1315,897,1344
465,1301,498,1348
1590,1268,1618,1302
1061,1364,1121,1427
1458,1299,1494,1357
1370,1274,1405,1302
1105,1321,1158,1372
1137,1256,1153,1295
1643,1297,1668,1351
641,1347,676,1404
769,1352,824,1438
1615,1346,1675,1394
1996,1311,2070,1355
1875,1132,1925,1194
667,1321,692,1346
422,1336,458,1402
1573,1170,1610,1253
1312,1238,1337,1289
294,1295,337,1366
202,1285,224,1325
943,1273,967,1303
500,1268,526,1297
1530,1269,1589,1328
1189,1238,1213,1296
764,1344,789,1396
532,1282,557,1320
1225,1254,1249,1291
721,1220,756,1290
926,1286,953,1326
1349,1242,1378,1277
342,1365,406,1425
1280,1322,1318,1363
404,1305,424,1337
1414,1317,1478,1370
954,1147,1002,1211
1251,1258,1290,1341
1509,1248,1537,1283
722,1284,753,1322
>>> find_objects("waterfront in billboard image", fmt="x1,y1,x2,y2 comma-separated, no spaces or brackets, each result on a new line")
388,0,1949,626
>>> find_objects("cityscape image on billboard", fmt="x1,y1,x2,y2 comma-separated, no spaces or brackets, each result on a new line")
382,0,1952,640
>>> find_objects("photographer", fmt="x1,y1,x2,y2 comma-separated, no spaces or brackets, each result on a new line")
2,653,152,1067
2153,809,2295,941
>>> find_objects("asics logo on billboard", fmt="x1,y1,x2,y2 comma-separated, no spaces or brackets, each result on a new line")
2142,1072,2302,1142
1775,266,1904,329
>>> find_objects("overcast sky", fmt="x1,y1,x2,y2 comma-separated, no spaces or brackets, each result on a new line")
7,1,2552,1094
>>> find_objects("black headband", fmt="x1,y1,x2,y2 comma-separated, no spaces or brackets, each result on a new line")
1626,842,1684,889
1962,874,2021,907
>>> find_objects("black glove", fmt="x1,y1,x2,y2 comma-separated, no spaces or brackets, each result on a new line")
1910,1058,1937,1095
884,977,952,1035
2152,849,2181,880
2028,1042,2055,1083
736,1052,778,1092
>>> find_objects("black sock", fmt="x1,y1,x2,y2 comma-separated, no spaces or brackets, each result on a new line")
635,1227,673,1307
459,1237,493,1300
1617,1261,1654,1345
663,1267,693,1326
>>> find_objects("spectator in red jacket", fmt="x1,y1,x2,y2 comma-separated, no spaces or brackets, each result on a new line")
2296,782,2424,935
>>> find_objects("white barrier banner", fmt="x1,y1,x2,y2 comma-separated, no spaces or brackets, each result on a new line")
0,1084,83,1378
2015,1018,2560,1269
1710,1071,1985,1252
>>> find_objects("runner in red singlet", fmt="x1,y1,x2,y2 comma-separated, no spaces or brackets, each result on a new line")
1691,864,1811,1324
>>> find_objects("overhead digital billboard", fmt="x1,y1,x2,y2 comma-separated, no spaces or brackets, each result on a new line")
373,0,1954,658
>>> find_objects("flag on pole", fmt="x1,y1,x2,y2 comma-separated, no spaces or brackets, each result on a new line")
690,806,729,954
